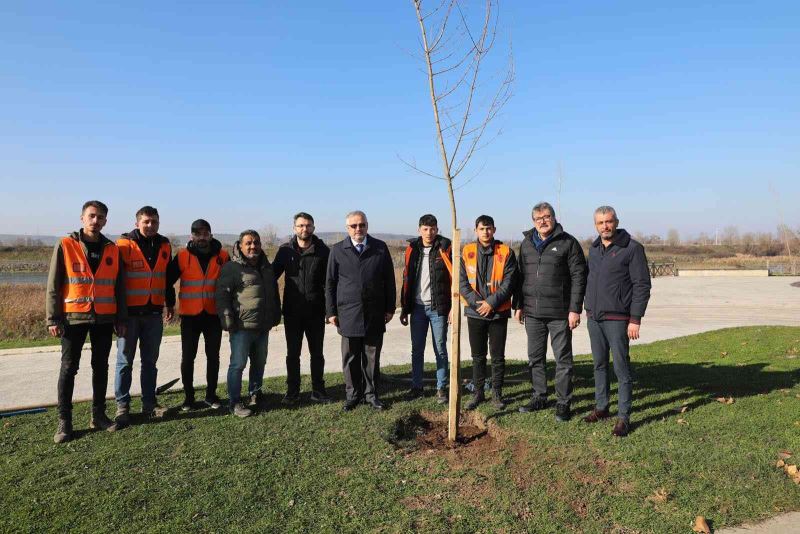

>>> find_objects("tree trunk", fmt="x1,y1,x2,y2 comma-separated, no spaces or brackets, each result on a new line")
448,228,462,441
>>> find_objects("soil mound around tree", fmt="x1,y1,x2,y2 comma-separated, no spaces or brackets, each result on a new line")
386,409,504,454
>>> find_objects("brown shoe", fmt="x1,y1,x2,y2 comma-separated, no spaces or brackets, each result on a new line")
582,408,611,423
612,419,629,437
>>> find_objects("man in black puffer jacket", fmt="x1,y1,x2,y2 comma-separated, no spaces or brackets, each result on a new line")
399,214,452,404
583,205,651,438
513,202,586,422
272,212,331,405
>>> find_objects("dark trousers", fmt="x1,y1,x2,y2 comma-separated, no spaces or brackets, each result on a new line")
467,317,508,391
587,318,633,421
180,312,222,401
341,334,383,402
57,323,114,418
284,313,326,394
525,317,574,406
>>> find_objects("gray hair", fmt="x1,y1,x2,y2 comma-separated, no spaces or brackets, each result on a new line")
345,210,368,224
594,205,618,222
532,202,556,220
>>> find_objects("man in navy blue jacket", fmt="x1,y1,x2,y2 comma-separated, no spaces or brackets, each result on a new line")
325,210,397,412
583,206,651,437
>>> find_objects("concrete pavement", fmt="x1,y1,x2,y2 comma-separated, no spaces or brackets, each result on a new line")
1,276,799,411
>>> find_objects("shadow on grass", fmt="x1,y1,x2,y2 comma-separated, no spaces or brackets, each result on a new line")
382,358,800,431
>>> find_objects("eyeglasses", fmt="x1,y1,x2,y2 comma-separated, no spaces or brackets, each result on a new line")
348,223,367,229
533,215,553,223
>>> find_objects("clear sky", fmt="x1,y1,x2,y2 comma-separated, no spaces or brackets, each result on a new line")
1,1,798,240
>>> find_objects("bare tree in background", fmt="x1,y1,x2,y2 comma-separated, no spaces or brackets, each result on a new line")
408,0,513,441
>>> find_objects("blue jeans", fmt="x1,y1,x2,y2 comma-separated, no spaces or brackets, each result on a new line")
227,329,269,404
115,314,164,408
587,318,633,422
410,303,449,389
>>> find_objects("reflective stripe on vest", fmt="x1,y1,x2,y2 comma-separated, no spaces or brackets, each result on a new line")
61,237,119,315
117,238,171,307
461,242,511,312
176,247,229,315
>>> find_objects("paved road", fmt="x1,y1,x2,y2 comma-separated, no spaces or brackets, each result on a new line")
2,276,799,410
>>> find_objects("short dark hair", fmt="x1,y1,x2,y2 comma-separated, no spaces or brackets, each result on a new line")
82,200,108,215
475,215,495,228
239,229,260,242
136,206,159,220
418,214,438,227
294,212,314,224
191,219,211,233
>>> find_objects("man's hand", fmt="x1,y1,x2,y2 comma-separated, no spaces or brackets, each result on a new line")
114,321,127,337
385,312,394,324
327,316,339,327
568,312,581,330
627,322,640,340
48,324,63,338
165,306,175,321
222,314,237,332
514,309,524,324
476,300,493,317
399,313,408,326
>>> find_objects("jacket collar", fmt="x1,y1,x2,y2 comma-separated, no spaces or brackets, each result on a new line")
592,228,631,249
69,230,113,247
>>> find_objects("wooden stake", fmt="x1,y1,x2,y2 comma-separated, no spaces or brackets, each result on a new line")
448,228,461,442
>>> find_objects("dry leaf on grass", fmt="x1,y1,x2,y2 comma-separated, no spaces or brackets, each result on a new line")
675,405,689,414
777,459,786,468
693,515,711,533
720,351,728,357
778,451,793,459
715,396,735,405
645,488,669,504
677,418,688,425
785,464,798,476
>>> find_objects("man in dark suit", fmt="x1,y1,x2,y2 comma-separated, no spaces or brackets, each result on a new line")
325,210,397,411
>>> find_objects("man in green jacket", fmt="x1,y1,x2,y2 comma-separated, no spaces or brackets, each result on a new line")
215,230,281,417
46,200,127,443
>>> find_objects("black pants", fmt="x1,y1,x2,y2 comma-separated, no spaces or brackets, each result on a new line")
284,313,326,394
467,317,508,390
341,334,383,402
525,317,573,405
180,312,223,401
58,323,114,418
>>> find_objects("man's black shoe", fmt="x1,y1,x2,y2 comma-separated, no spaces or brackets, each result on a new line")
310,390,333,404
491,391,507,410
366,399,385,411
342,399,360,412
180,399,195,412
554,403,571,422
466,393,484,411
405,387,424,400
281,392,300,406
203,396,223,409
518,397,548,413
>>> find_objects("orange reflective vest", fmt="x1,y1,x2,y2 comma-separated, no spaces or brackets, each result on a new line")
61,237,119,314
117,238,171,307
461,242,512,312
177,248,230,315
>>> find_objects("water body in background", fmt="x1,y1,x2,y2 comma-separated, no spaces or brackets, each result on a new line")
0,272,47,285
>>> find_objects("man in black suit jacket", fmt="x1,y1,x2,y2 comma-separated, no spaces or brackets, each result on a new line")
325,210,397,411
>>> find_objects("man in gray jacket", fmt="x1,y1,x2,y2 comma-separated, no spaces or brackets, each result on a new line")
583,206,651,437
514,202,586,422
215,230,281,418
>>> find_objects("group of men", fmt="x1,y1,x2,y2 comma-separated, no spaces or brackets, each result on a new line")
46,200,650,444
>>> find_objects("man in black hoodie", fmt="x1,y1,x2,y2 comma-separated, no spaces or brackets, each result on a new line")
272,212,332,405
514,202,586,422
114,206,175,426
167,219,230,411
583,206,651,437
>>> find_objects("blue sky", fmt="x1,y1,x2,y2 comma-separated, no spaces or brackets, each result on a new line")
1,1,798,240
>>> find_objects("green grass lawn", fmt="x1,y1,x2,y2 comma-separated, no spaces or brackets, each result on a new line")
0,325,181,351
1,326,799,533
